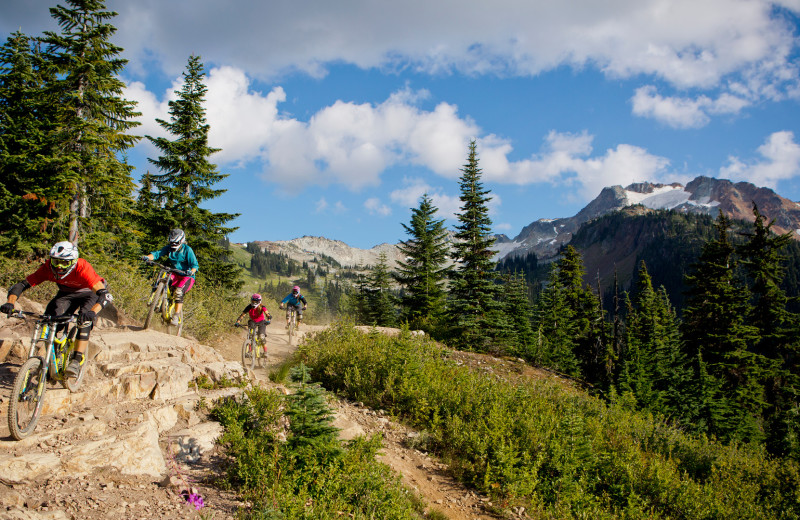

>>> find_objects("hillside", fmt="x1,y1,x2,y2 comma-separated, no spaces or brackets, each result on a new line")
0,291,508,519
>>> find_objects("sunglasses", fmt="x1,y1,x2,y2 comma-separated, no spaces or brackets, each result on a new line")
51,259,73,269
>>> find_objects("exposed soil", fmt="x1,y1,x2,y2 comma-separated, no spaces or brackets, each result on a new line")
0,316,557,519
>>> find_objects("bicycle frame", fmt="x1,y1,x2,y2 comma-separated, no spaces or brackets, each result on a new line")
25,314,76,382
144,261,185,336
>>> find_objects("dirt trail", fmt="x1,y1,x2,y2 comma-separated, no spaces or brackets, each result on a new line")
0,309,505,520
221,323,503,520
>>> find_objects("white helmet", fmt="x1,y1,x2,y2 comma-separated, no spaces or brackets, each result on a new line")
49,241,79,279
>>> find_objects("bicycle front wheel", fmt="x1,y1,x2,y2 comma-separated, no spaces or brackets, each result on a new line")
242,338,255,370
8,357,48,440
144,282,164,329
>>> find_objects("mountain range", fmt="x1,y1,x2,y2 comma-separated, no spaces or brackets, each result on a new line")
243,175,800,269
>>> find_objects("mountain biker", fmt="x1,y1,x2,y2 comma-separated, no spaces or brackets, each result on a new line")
234,293,272,353
279,285,307,330
0,241,113,378
141,228,198,325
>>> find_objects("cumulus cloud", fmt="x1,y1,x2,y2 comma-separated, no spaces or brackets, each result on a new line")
479,131,671,200
631,85,750,128
389,178,463,219
720,131,800,188
127,67,673,203
364,197,392,216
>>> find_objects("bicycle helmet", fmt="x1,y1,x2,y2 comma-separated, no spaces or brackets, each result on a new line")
251,293,262,304
292,285,300,294
168,228,186,251
49,241,79,279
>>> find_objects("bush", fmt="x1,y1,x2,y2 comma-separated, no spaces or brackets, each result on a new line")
298,323,800,519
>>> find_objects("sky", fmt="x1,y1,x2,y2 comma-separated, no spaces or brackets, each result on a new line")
3,0,800,249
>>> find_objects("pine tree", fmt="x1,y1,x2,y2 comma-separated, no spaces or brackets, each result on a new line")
394,193,450,329
448,140,503,351
682,212,764,443
738,204,800,457
40,0,141,252
0,31,58,257
146,55,241,289
619,261,687,418
361,252,397,327
501,272,536,358
285,363,340,453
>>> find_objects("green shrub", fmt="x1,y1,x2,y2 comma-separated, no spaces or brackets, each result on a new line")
210,379,429,519
299,323,800,519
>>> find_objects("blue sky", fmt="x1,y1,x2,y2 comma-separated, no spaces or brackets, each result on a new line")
4,0,800,248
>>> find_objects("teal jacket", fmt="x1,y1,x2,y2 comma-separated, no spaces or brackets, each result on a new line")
150,244,199,277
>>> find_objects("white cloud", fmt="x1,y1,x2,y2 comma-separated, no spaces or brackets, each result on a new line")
631,85,750,128
389,178,463,220
98,0,800,95
479,131,671,200
364,197,392,216
720,131,800,188
315,198,328,213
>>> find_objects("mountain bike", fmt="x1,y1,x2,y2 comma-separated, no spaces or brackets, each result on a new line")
286,306,298,345
144,260,189,337
235,322,269,370
7,311,86,440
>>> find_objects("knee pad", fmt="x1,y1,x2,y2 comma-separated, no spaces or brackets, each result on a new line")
77,323,93,341
173,286,184,303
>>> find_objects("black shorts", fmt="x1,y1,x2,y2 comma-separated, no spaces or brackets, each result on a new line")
248,319,267,337
45,289,98,336
285,304,303,318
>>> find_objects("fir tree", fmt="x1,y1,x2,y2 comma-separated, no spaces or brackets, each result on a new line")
40,0,141,252
0,31,57,257
394,193,450,329
285,363,340,453
501,272,536,358
682,213,764,443
146,55,241,289
619,261,687,418
448,140,503,351
360,252,397,327
738,204,800,457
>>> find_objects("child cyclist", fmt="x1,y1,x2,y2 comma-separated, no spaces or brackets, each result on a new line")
141,228,198,325
279,285,307,330
1,241,113,378
234,294,272,353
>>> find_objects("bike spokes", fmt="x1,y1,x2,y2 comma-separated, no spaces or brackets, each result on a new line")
9,357,47,440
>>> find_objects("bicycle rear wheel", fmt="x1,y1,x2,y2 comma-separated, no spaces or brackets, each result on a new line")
9,357,47,440
144,282,164,329
241,337,255,370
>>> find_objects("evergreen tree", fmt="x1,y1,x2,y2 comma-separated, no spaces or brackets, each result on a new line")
394,193,450,329
501,272,536,358
618,261,687,418
0,31,57,257
361,252,397,327
738,204,800,458
285,363,340,453
448,140,503,351
682,213,764,443
40,0,141,253
533,264,581,375
146,55,241,289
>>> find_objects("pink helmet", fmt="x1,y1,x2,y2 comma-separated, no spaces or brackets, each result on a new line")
292,286,300,294
251,293,262,304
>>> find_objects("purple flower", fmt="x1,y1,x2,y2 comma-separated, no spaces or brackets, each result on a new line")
181,490,205,510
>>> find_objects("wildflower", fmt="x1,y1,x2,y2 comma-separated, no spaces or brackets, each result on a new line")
181,489,205,510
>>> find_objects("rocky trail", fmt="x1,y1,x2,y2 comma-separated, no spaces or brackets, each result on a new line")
0,295,506,520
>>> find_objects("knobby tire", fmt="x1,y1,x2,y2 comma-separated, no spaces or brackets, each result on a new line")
242,336,255,370
9,357,47,440
144,281,164,330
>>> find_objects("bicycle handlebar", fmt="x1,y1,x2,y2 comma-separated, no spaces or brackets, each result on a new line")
8,310,77,324
145,260,191,277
